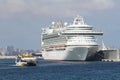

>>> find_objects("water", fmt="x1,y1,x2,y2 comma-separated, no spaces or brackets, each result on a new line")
0,59,120,80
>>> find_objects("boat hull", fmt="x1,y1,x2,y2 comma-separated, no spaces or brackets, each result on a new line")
16,62,27,67
42,46,98,61
16,61,37,66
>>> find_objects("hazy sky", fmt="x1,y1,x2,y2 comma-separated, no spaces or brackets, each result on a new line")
0,0,120,50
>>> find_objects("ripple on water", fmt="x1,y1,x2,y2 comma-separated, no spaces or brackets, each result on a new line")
0,59,120,80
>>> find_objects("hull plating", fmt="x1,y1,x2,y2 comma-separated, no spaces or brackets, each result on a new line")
42,46,98,61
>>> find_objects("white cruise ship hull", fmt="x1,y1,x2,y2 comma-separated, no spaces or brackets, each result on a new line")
42,46,98,61
41,15,103,61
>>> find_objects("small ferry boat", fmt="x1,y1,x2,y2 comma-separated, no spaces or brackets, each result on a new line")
15,53,38,67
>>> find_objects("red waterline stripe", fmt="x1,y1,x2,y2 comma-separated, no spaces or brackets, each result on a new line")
44,59,85,62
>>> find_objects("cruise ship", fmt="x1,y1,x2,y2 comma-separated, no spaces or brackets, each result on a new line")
41,15,103,61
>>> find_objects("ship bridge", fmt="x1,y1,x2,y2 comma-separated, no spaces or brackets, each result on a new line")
63,15,103,36
73,15,84,25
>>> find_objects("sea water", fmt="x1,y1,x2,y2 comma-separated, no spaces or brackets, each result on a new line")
0,59,120,80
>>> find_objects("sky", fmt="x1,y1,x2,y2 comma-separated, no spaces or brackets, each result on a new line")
0,0,120,50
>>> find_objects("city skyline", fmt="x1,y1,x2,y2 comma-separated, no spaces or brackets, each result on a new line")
0,45,40,56
0,0,120,49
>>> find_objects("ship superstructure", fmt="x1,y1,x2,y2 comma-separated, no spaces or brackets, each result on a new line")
41,15,103,61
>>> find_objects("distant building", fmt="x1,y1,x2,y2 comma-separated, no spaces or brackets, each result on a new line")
0,48,5,56
7,46,14,52
6,46,14,55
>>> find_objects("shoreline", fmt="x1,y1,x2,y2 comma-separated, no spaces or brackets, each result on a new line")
0,56,16,59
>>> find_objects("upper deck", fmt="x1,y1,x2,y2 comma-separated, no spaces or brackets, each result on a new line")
42,15,103,36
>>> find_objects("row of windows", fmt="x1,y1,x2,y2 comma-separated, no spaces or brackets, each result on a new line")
46,48,66,51
66,27,92,28
67,36,95,39
68,39,96,42
66,28,92,30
